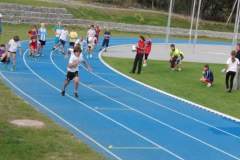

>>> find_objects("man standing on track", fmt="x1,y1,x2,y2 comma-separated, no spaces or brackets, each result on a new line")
61,45,91,98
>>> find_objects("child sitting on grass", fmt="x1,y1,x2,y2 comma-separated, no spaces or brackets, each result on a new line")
200,64,214,87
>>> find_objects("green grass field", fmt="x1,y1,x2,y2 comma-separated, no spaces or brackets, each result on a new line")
0,80,105,160
103,57,240,119
2,0,235,33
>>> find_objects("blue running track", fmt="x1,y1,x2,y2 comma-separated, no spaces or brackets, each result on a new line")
1,37,240,160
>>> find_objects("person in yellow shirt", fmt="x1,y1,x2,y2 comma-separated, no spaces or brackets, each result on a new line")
169,44,184,71
69,30,78,48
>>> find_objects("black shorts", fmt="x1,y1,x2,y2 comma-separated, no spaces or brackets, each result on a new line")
1,56,10,64
66,71,78,81
69,42,75,47
144,54,149,60
60,39,66,46
39,40,46,46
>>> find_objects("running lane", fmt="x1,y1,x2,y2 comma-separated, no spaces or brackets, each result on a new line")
0,38,240,160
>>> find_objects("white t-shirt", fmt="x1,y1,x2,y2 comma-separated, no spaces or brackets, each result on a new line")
8,39,21,53
227,57,240,72
87,29,96,39
59,30,69,41
67,49,84,72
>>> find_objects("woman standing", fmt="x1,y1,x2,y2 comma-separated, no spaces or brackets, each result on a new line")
225,50,240,93
130,35,145,74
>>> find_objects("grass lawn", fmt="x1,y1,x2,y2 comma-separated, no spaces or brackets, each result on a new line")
103,57,240,119
1,0,235,33
0,80,105,160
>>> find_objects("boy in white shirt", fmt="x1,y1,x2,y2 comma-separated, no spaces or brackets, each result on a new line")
7,36,22,71
61,45,91,98
53,26,69,55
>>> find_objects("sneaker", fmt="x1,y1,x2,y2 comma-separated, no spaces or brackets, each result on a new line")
207,83,212,87
143,63,147,67
74,92,79,98
61,90,65,96
90,54,93,58
178,68,182,71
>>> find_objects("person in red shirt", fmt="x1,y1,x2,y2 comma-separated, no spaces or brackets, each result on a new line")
28,25,38,39
95,25,101,43
143,36,152,67
29,37,39,56
130,35,145,74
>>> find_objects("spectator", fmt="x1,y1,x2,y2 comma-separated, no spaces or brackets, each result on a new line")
143,35,152,67
169,44,184,71
200,64,214,87
225,50,240,93
130,35,145,74
235,43,240,89
100,28,111,52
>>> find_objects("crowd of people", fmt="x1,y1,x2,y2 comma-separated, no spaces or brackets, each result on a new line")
131,34,240,93
1,22,240,95
0,22,111,97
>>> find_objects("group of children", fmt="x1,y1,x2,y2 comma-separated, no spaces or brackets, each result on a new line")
51,22,111,59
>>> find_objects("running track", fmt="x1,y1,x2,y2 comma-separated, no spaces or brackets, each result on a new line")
1,37,240,160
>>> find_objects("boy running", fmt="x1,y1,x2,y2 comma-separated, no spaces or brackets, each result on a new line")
38,23,47,55
7,36,22,71
53,26,69,54
69,30,78,48
52,22,63,50
61,45,91,98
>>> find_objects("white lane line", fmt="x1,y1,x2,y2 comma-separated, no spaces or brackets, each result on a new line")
97,45,240,141
0,70,32,75
24,51,184,160
94,107,133,111
0,52,122,160
50,51,240,160
108,146,159,150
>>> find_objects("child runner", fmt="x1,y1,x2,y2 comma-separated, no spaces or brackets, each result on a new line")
61,45,91,98
87,25,96,58
169,44,184,71
29,37,40,57
225,50,240,93
38,23,47,55
75,36,88,55
7,36,22,71
100,28,111,52
130,35,145,74
95,25,101,43
28,25,38,39
200,64,214,87
52,21,63,50
69,30,78,48
143,36,152,67
53,26,69,55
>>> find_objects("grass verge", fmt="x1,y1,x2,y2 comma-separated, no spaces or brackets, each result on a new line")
0,79,105,160
1,0,236,33
103,57,240,119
